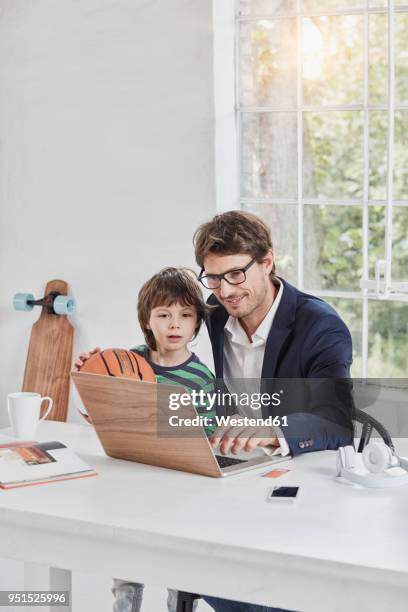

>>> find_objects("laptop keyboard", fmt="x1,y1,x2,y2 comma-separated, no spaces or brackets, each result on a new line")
215,455,248,468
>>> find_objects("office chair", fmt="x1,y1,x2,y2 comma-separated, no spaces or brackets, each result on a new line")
176,591,201,612
353,407,394,453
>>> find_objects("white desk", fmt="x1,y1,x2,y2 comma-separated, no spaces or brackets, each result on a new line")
1,422,408,612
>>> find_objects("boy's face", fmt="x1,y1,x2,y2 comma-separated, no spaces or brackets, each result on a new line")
147,302,198,352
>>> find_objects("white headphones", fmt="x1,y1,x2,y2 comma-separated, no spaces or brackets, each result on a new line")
336,443,408,488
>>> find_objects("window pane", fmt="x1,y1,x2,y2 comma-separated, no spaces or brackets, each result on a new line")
368,110,408,202
396,14,408,105
302,16,363,106
325,298,363,377
240,0,296,16
240,20,297,107
304,205,362,291
368,205,385,279
369,14,387,106
302,0,364,9
368,302,408,376
395,111,408,200
368,206,408,281
242,203,298,284
303,111,363,199
393,207,408,281
369,110,387,201
241,112,298,198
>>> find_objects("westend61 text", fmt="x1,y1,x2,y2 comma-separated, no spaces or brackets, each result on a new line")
168,415,288,428
168,390,282,411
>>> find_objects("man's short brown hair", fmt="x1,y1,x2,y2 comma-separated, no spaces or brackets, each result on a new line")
193,211,276,275
137,267,207,351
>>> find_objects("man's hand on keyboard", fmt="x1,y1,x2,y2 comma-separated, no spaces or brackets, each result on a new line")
209,414,279,455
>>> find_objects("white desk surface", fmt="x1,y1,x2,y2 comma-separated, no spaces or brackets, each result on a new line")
1,421,408,612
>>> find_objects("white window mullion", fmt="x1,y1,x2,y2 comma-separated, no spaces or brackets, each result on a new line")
385,0,395,293
237,6,408,22
362,0,370,377
239,104,408,112
241,197,408,207
297,1,304,290
314,290,408,303
235,0,242,211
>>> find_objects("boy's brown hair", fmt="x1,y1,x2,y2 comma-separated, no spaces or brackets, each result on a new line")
193,210,276,276
137,267,207,351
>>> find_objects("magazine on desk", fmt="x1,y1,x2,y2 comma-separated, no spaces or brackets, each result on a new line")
0,439,97,489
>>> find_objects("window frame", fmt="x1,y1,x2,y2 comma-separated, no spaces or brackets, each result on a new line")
234,0,408,377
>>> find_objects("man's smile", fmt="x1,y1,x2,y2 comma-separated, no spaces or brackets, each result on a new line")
222,294,247,308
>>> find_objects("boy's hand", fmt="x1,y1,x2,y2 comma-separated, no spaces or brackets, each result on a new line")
73,347,101,372
209,413,279,455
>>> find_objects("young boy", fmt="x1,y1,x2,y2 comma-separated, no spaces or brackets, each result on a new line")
134,266,216,432
74,267,215,612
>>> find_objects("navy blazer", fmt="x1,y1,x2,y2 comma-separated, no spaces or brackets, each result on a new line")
206,278,355,455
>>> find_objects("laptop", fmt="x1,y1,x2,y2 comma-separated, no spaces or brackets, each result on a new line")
71,371,291,478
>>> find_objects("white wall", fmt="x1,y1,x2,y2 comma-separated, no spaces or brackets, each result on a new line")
0,0,216,427
0,1,217,609
212,0,238,212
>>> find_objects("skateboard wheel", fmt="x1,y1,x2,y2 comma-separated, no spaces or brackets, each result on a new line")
53,295,76,315
13,293,35,312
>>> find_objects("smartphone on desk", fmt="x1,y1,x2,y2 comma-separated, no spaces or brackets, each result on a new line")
266,486,300,503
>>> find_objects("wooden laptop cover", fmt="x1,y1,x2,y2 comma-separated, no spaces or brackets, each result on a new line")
71,371,221,478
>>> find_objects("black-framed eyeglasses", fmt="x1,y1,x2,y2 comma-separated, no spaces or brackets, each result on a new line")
198,258,257,290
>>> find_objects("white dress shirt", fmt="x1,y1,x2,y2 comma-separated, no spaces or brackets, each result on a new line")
223,279,290,456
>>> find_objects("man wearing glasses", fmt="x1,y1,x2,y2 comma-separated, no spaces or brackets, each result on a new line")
193,210,354,612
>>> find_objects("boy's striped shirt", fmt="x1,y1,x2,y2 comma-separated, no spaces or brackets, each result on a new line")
131,345,216,434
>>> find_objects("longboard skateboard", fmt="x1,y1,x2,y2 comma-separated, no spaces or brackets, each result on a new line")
14,280,76,422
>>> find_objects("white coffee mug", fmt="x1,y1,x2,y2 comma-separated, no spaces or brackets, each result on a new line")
7,392,53,439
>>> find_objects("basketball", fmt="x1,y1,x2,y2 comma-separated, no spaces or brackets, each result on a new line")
80,348,156,381
77,349,156,423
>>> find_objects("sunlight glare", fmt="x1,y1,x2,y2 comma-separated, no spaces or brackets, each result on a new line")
302,18,325,81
